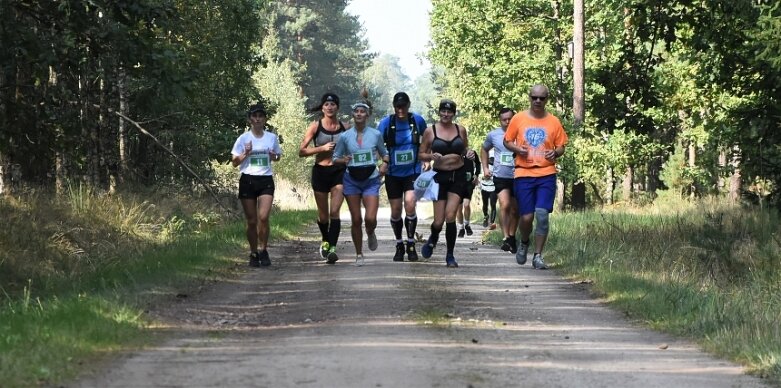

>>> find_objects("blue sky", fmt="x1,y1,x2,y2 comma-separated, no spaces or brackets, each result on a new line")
346,0,432,80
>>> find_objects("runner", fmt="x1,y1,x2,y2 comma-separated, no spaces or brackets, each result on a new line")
457,149,480,237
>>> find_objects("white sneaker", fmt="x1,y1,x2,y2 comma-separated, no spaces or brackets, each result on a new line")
355,254,365,267
367,232,378,251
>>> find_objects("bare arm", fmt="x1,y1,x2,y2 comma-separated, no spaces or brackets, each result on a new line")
298,121,332,157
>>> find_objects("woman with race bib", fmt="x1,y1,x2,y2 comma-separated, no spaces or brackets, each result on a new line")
332,101,389,266
419,99,476,268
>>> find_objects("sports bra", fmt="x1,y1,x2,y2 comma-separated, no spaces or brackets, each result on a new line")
313,119,346,147
431,124,465,156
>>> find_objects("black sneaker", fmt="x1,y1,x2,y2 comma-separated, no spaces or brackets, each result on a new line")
465,225,473,236
500,238,511,252
458,228,466,238
406,242,418,262
393,242,405,261
259,250,271,267
508,237,518,254
482,218,489,227
249,252,260,267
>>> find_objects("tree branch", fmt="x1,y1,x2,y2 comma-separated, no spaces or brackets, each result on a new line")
94,104,238,217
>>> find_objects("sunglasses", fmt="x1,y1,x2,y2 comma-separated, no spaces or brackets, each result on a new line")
530,95,548,101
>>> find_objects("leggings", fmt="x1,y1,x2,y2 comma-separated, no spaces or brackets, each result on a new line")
481,190,497,223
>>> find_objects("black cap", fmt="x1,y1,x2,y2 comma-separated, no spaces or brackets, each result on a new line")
392,92,411,107
439,99,457,112
321,93,340,106
248,103,267,116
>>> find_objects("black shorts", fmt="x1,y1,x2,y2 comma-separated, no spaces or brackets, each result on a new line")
434,165,469,201
463,183,476,200
238,174,275,198
385,174,419,200
493,177,515,197
311,164,345,193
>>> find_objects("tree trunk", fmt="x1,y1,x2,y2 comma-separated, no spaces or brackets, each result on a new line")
573,0,585,125
570,0,586,210
556,177,565,212
605,167,614,205
551,0,564,113
623,165,633,201
688,142,696,197
118,66,129,185
729,144,741,202
0,151,8,195
718,148,727,195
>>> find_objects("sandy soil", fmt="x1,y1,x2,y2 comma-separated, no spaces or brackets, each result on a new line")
73,209,768,388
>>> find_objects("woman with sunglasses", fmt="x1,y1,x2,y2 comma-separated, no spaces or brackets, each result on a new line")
502,84,569,270
332,101,389,266
418,99,476,268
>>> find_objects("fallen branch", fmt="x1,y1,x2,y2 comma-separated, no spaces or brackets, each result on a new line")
96,104,238,218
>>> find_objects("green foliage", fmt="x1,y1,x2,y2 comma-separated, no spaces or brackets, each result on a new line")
548,201,781,382
264,0,373,105
363,54,412,123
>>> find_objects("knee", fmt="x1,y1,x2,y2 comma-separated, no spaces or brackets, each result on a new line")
246,218,258,228
535,208,550,235
351,216,363,226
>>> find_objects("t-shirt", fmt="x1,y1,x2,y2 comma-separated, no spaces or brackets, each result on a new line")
482,128,515,179
231,130,283,176
333,126,388,180
377,112,427,177
504,112,568,178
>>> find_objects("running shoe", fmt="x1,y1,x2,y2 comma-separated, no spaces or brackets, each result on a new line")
326,246,339,264
500,238,511,252
421,238,435,259
259,250,271,267
458,227,465,238
249,251,260,267
406,242,419,262
516,241,529,265
367,232,378,251
319,241,330,259
532,253,548,269
445,253,458,268
393,242,405,262
355,254,365,267
465,225,473,236
482,218,489,227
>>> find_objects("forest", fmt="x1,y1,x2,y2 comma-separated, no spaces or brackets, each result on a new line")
1,0,780,208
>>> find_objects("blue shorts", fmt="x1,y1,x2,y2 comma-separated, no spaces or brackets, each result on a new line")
343,174,382,196
514,174,557,215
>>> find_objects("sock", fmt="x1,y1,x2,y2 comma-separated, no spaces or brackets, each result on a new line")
429,223,442,246
404,215,417,242
465,221,470,226
391,218,403,241
446,222,457,255
458,223,464,229
328,218,341,248
317,221,328,242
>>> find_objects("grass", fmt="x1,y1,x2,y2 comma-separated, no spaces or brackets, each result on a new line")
0,185,315,387
484,193,780,384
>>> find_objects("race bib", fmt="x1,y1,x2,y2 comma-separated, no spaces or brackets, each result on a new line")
499,152,514,166
394,150,414,165
351,150,374,166
249,154,270,167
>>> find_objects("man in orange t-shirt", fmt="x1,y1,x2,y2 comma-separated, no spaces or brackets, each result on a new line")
503,84,568,270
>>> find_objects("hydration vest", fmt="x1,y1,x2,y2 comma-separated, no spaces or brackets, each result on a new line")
383,114,420,147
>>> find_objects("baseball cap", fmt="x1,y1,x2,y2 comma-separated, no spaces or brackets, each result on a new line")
248,103,267,116
392,92,411,107
321,93,340,106
439,99,457,112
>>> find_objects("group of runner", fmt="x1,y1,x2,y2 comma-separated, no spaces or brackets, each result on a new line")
230,84,568,270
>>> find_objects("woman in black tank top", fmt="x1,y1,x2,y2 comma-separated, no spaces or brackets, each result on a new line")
298,93,349,263
417,99,476,268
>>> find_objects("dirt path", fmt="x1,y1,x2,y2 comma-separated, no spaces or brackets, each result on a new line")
74,209,766,388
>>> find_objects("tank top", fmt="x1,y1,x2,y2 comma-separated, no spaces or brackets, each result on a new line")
431,124,465,156
313,119,346,147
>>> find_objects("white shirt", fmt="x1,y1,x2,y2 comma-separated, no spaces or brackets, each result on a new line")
231,130,282,176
